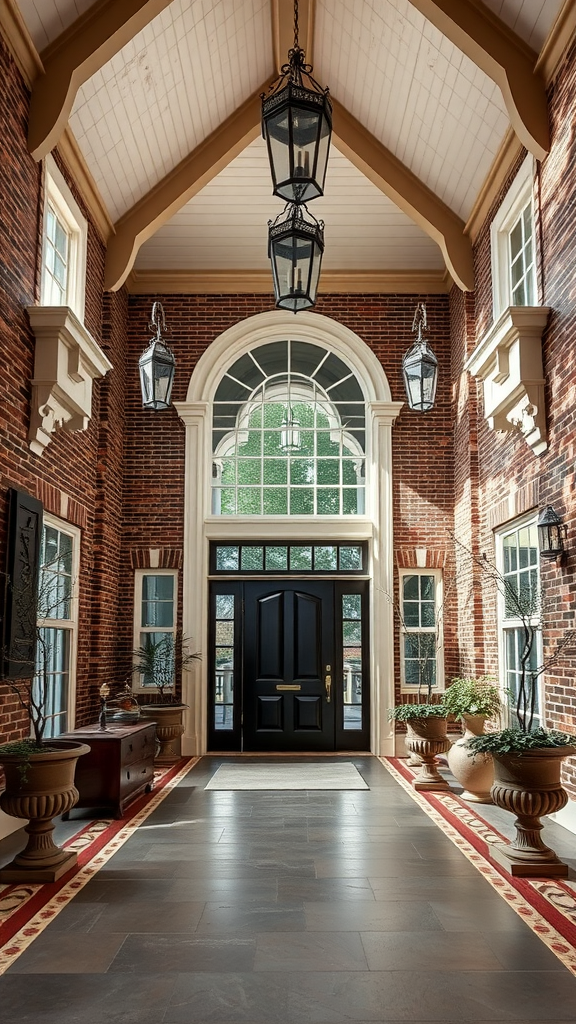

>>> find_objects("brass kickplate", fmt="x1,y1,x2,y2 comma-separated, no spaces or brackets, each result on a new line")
276,684,301,691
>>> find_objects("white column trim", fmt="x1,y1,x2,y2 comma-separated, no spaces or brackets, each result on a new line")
173,401,209,754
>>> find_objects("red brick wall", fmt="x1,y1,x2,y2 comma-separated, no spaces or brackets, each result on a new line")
0,36,127,739
460,37,576,796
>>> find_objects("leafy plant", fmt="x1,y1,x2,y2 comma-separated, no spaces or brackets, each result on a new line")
388,703,447,722
443,676,502,720
467,727,576,755
452,534,576,749
132,631,201,703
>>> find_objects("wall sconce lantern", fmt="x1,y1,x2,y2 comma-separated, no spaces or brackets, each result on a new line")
268,202,324,313
138,301,176,411
402,302,439,412
537,506,568,560
261,0,332,205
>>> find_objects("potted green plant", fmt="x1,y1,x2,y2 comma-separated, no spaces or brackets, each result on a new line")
455,540,576,875
132,631,200,764
0,542,90,882
443,676,503,803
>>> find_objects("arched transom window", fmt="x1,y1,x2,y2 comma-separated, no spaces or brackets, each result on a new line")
212,340,366,515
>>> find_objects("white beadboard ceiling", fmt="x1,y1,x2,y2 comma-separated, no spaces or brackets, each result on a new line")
15,0,567,272
134,136,444,270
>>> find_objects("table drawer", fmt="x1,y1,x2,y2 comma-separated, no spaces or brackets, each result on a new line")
120,758,154,799
120,725,156,766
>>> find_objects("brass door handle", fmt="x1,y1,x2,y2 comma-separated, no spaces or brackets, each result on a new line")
325,674,332,703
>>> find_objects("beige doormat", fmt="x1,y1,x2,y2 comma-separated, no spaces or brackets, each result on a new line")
204,762,369,790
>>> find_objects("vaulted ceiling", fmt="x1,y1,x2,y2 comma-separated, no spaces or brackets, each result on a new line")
11,0,570,293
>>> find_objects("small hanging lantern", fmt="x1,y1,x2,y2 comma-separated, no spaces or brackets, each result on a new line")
537,506,567,560
402,303,439,412
138,301,176,411
261,0,332,204
268,202,324,313
280,405,302,451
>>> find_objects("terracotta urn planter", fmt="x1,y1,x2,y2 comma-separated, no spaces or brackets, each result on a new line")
489,744,576,877
405,717,451,791
0,739,90,882
138,704,186,764
447,714,494,803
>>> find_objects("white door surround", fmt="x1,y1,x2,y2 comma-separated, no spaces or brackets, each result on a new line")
175,310,403,756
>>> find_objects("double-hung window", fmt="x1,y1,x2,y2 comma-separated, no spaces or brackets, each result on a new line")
35,518,79,738
491,155,538,317
133,571,177,693
496,518,542,729
40,155,87,321
399,569,443,694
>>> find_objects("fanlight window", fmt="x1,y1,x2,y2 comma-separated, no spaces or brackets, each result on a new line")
212,340,366,516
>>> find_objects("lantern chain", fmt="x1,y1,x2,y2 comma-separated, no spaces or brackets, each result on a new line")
149,300,169,339
412,302,427,339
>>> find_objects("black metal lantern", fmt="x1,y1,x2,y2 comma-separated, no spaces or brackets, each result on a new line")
402,303,439,412
537,506,568,560
261,0,332,204
138,301,176,411
268,202,324,313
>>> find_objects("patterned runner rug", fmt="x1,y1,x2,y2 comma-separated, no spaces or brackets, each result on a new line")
380,756,576,976
0,757,199,974
204,761,369,790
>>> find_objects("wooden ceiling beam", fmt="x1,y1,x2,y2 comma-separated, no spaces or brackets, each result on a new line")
407,0,549,160
271,0,315,73
104,81,275,292
333,99,474,291
28,0,174,160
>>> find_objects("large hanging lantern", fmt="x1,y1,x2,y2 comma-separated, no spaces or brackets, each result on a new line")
138,301,176,411
268,202,324,313
537,506,567,560
402,303,439,412
261,0,332,204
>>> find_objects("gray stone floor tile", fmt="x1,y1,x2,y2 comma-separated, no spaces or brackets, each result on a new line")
7,931,126,973
197,901,306,933
108,934,256,973
303,899,443,931
0,973,177,1023
254,931,369,971
359,931,505,971
88,899,206,934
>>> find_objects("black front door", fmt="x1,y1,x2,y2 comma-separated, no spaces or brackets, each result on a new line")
243,581,335,752
207,576,369,753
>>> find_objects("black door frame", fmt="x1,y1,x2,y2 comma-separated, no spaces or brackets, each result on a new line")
207,577,370,752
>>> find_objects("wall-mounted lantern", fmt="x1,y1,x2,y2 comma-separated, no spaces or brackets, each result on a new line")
537,506,568,561
138,301,176,411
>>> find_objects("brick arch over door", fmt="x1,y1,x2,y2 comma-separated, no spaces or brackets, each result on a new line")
174,310,403,756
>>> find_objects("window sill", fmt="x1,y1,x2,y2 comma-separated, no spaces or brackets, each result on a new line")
27,306,113,456
465,305,550,456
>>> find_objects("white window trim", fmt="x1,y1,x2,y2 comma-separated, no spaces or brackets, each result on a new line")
41,154,87,323
399,568,444,695
132,570,178,694
38,514,81,734
491,155,538,319
494,514,543,727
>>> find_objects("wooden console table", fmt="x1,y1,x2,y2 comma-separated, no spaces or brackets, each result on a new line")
60,721,156,818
